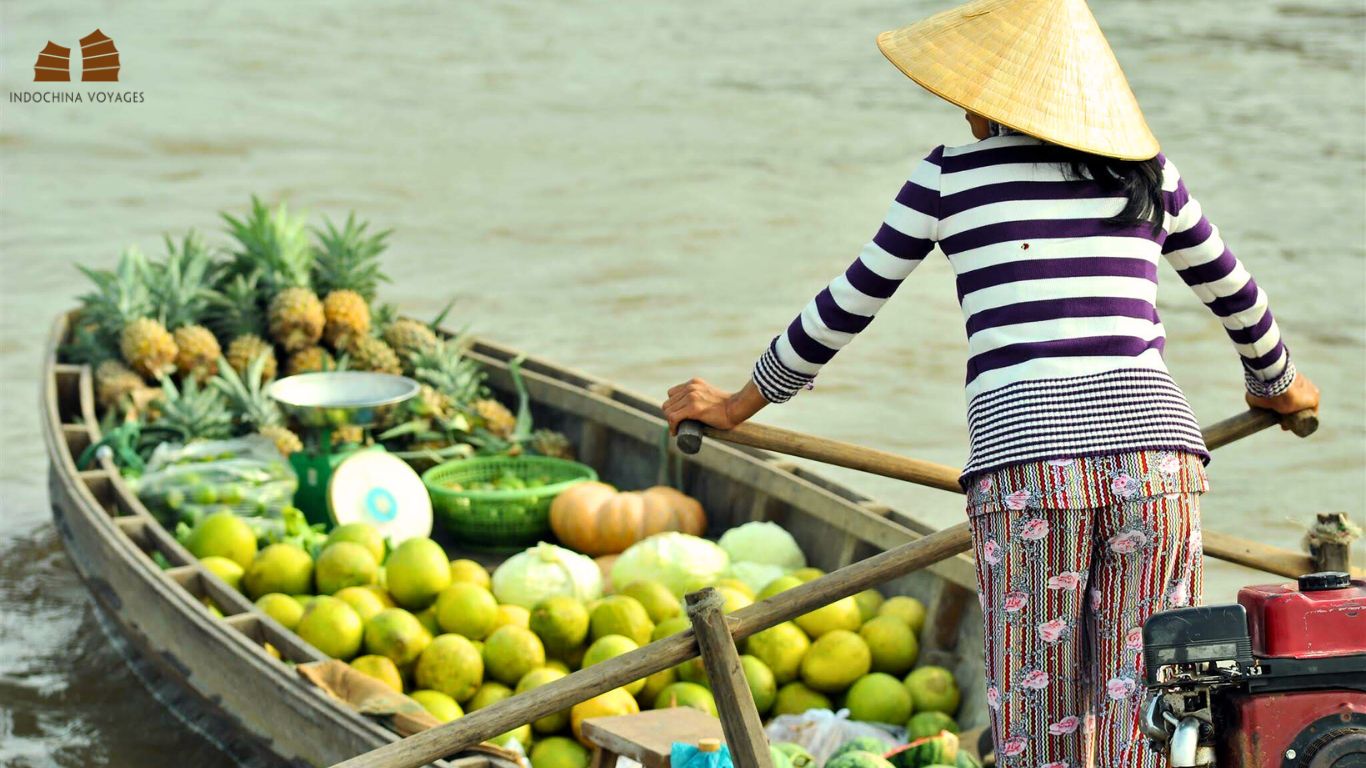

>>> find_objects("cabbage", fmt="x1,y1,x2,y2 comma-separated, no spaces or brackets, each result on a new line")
725,561,789,595
611,532,729,597
491,542,602,608
718,521,806,570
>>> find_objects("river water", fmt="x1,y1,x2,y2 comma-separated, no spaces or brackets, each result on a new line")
1,1,1362,765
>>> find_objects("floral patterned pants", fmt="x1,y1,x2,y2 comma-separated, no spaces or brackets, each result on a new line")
968,456,1205,768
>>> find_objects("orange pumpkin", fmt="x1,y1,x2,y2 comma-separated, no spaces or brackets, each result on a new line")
550,482,707,556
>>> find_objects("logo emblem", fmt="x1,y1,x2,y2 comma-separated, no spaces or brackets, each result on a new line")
33,29,120,82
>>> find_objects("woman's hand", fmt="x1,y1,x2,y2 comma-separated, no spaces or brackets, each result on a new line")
1246,372,1320,430
661,378,768,434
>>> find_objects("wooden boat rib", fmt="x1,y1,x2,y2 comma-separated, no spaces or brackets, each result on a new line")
43,311,985,767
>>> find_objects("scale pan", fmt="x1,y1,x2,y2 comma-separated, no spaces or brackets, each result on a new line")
268,372,419,428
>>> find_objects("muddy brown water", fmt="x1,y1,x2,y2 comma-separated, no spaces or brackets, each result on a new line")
1,1,1363,765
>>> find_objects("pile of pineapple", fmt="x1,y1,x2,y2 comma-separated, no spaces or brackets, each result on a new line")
64,197,570,465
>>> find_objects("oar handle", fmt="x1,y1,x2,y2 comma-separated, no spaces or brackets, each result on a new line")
677,420,706,455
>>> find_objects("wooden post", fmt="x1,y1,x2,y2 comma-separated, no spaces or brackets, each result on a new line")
1307,512,1359,573
685,589,773,768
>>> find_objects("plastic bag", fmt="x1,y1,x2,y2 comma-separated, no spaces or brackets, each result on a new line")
130,435,297,525
765,709,900,763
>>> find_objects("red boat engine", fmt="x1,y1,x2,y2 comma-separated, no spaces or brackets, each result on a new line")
1141,572,1366,767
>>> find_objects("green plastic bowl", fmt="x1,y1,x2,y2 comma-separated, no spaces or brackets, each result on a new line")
422,455,597,548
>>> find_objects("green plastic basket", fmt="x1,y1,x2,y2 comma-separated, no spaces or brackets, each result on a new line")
422,455,597,548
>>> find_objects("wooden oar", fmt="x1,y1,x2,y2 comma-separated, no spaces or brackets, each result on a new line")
676,408,1319,578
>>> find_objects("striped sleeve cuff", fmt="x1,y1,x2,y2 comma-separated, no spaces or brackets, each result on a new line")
1244,357,1297,398
752,338,816,404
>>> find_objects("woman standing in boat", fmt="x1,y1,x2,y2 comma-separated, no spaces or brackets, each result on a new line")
662,0,1319,765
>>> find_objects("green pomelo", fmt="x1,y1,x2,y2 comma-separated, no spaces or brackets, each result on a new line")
517,667,570,733
490,724,532,750
351,654,403,692
652,681,717,716
483,625,546,686
582,634,644,695
449,558,492,588
200,556,244,592
791,567,825,582
435,582,499,640
713,578,756,599
740,654,777,715
825,752,894,768
715,586,753,613
385,538,452,610
903,666,961,715
795,596,862,638
638,667,677,706
185,511,257,569
651,616,690,642
758,575,803,601
531,737,591,768
745,621,810,684
467,681,513,711
530,595,590,657
297,596,364,659
620,580,682,624
415,633,484,702
772,682,831,717
589,595,654,645
409,689,463,722
364,608,433,667
854,589,885,623
846,673,913,725
859,616,919,676
255,592,304,630
334,586,388,623
315,541,379,595
801,630,871,693
878,596,927,635
325,523,385,564
244,543,313,600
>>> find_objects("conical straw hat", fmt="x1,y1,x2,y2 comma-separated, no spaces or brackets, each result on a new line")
877,0,1159,160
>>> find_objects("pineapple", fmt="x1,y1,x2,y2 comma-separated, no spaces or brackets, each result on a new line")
312,213,391,302
347,336,402,375
384,318,439,369
472,398,516,439
75,248,153,351
332,425,364,446
285,345,335,376
208,271,267,340
221,198,313,296
148,232,217,330
529,430,575,460
410,337,485,409
173,325,221,382
322,290,371,349
414,385,453,419
95,360,148,411
259,424,303,456
146,375,234,443
268,286,325,352
226,335,278,381
120,317,179,379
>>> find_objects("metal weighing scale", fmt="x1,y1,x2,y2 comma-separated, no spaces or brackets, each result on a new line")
267,372,433,541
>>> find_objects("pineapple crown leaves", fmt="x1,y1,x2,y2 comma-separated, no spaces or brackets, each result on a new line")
147,372,234,444
311,213,392,301
147,231,218,329
76,247,155,343
211,354,283,429
206,270,267,339
60,323,117,367
221,197,313,294
410,337,486,407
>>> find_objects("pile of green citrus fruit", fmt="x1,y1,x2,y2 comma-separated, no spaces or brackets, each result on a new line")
182,511,963,762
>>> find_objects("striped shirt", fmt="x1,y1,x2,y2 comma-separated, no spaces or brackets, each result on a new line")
752,134,1295,481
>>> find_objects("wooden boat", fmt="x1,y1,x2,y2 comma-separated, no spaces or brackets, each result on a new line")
42,311,985,767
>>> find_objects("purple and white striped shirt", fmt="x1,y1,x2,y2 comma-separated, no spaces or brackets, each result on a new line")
753,134,1295,481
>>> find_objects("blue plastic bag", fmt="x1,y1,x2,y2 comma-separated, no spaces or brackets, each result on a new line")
672,742,733,768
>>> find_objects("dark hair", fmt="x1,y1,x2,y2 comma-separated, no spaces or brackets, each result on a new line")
1060,151,1165,234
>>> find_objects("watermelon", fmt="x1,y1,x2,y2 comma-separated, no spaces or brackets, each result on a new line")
830,737,891,761
886,731,958,768
906,711,960,740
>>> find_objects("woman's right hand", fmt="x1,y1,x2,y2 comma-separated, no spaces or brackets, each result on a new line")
1246,372,1320,429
